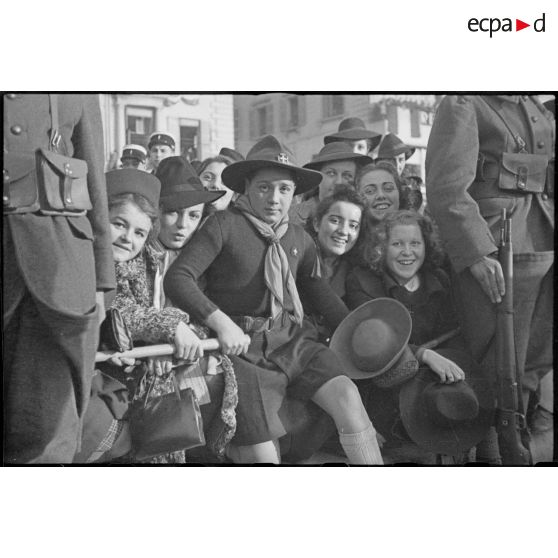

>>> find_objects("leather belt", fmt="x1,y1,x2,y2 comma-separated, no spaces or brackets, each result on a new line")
231,313,292,334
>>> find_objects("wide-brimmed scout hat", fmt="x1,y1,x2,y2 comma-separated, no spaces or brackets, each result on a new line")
219,147,245,162
156,156,225,211
399,348,495,457
221,135,322,195
330,298,419,385
377,133,415,160
148,131,176,150
120,144,147,164
303,142,373,171
106,168,161,208
323,117,382,151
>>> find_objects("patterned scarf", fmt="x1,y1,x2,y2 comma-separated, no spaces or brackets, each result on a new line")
234,195,304,325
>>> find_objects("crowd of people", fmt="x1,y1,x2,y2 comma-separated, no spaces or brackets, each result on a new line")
3,94,554,465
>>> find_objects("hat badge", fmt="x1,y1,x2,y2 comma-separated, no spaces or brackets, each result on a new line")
277,153,290,164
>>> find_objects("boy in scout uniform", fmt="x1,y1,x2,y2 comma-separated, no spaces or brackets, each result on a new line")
165,135,383,464
425,95,554,458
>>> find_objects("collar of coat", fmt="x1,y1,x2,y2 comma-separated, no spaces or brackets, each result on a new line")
381,268,446,297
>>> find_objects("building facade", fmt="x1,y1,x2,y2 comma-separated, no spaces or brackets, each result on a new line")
234,94,441,178
99,94,235,169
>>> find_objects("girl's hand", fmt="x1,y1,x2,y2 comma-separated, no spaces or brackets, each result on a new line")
108,355,136,369
147,355,173,377
421,349,465,383
173,321,204,362
205,310,251,356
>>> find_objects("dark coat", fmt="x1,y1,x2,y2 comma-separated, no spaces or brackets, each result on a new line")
4,93,115,317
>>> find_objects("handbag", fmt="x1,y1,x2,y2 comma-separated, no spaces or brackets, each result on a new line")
130,371,206,461
99,307,133,352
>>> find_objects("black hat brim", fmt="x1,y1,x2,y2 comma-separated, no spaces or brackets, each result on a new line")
304,152,373,171
324,130,382,150
159,189,225,211
221,160,322,196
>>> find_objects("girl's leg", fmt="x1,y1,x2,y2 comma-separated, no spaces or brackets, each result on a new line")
312,376,383,465
227,439,281,464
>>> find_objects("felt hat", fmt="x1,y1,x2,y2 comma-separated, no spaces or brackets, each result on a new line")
156,156,225,211
221,135,322,195
323,117,382,151
543,98,555,116
219,147,245,162
303,141,373,171
120,144,147,164
106,168,161,208
148,131,176,150
330,298,419,384
377,133,415,160
399,348,495,457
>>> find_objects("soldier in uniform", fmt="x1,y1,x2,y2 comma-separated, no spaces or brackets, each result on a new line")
425,95,554,457
147,131,176,173
120,143,147,170
3,93,115,463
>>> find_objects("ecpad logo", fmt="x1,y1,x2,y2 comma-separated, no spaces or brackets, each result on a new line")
468,13,546,37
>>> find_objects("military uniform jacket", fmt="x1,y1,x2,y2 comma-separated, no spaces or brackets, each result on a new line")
3,94,115,316
425,95,554,273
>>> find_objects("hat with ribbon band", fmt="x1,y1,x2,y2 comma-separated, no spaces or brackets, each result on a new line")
330,298,419,386
121,144,147,163
221,135,322,195
148,131,176,150
156,156,225,211
399,348,495,457
324,117,382,151
377,133,415,160
303,141,373,171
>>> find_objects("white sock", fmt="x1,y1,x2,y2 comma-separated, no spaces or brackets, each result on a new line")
339,423,384,465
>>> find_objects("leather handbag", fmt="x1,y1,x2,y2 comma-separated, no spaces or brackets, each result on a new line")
99,308,133,352
130,372,206,461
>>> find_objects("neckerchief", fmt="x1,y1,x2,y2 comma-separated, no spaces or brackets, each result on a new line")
234,195,304,325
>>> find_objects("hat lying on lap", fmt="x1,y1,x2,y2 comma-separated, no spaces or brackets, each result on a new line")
399,348,495,457
106,168,161,208
323,117,382,151
221,135,322,195
377,133,415,160
330,298,419,387
303,142,373,170
156,156,225,211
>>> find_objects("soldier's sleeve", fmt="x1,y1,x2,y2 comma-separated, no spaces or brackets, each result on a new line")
425,95,497,272
73,94,116,291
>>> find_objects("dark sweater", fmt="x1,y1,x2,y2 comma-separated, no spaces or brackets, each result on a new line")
165,208,348,332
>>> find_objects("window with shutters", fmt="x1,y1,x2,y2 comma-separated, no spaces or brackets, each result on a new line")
322,95,345,119
280,95,306,132
386,104,398,134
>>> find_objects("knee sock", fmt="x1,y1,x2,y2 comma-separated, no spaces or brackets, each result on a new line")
339,423,383,465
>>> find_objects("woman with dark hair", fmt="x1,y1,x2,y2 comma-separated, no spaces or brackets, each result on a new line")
305,186,366,300
198,155,237,211
355,160,406,224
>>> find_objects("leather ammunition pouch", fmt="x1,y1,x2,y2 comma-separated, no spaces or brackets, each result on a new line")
498,152,548,194
3,150,91,216
3,93,91,216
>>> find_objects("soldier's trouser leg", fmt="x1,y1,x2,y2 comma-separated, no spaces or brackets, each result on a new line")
4,294,98,464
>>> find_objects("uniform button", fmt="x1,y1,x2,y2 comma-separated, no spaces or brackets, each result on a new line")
3,170,9,182
537,141,545,148
10,125,22,135
541,194,549,201
3,195,9,205
7,94,17,100
531,116,538,122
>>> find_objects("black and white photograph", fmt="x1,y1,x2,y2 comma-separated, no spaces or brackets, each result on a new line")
3,93,554,466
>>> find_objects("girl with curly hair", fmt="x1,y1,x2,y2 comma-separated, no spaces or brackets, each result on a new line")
346,210,463,384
